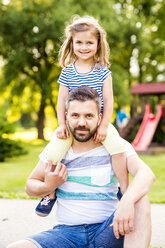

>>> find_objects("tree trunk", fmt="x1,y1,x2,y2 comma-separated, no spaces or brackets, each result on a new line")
139,63,143,83
37,96,46,140
50,98,57,118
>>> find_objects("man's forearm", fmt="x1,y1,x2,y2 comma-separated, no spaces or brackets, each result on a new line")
25,179,53,198
111,155,155,239
124,156,155,204
124,169,155,204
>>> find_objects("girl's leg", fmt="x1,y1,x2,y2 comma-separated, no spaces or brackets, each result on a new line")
35,129,72,217
102,123,125,155
102,124,128,194
46,129,72,164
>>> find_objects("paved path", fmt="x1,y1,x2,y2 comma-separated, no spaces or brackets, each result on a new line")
0,199,165,248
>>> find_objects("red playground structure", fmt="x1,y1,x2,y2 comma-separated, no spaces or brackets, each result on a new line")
121,82,165,152
131,103,163,151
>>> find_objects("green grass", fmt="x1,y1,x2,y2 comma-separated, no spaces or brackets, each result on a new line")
0,140,48,199
0,139,165,203
140,153,165,203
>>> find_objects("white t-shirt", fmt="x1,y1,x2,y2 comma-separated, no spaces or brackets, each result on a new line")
39,140,136,225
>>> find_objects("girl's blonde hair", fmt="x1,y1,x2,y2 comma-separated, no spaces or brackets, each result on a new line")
59,15,110,68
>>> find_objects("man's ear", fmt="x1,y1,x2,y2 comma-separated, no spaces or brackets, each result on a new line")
98,113,102,126
65,112,68,119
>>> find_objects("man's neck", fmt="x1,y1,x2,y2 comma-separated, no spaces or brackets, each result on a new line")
72,138,102,154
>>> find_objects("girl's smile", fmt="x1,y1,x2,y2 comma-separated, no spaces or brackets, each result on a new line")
73,30,98,62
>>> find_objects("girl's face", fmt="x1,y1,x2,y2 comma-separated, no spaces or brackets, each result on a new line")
72,30,98,63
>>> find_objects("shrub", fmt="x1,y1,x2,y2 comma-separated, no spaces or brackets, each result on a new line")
0,120,27,161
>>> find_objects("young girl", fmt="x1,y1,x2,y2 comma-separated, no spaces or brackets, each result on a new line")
35,15,128,217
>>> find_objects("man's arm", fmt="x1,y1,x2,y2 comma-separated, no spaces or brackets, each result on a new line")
25,160,68,198
111,153,155,239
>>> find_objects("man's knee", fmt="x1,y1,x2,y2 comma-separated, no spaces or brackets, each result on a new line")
7,240,37,248
135,195,151,217
7,243,17,248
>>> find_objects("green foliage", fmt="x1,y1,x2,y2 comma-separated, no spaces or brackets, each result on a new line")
116,0,165,83
153,120,165,144
0,119,16,135
0,0,74,138
0,0,164,138
0,136,26,162
0,120,26,161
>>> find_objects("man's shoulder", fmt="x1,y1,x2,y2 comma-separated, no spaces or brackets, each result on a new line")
122,139,136,158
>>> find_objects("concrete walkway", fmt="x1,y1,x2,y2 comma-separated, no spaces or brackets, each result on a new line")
0,199,165,248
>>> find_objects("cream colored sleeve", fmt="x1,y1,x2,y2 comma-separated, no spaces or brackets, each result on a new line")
46,130,73,164
102,123,126,155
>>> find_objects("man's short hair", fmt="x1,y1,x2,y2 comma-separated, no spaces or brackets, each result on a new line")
65,86,101,114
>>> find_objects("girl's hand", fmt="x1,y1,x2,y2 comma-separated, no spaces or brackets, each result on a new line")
94,124,108,143
56,124,69,139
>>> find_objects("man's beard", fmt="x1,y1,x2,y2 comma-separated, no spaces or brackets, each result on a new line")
68,124,98,142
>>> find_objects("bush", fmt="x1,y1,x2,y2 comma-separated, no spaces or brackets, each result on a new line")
0,120,27,161
0,137,27,162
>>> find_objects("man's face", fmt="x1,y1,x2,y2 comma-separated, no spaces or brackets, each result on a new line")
66,100,101,142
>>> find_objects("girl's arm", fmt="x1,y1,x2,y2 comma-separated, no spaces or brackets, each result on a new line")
94,74,113,142
57,84,69,138
102,74,113,125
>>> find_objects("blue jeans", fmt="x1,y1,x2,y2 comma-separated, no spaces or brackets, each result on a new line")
27,212,124,248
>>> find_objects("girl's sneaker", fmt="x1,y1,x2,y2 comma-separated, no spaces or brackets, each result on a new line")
35,195,57,217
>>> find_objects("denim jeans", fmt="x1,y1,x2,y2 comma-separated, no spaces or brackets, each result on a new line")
27,212,124,248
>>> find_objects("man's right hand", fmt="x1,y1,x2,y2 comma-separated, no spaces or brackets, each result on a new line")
110,196,134,239
44,161,68,192
56,124,69,139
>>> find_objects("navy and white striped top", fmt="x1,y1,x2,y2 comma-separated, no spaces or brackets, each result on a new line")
58,63,112,113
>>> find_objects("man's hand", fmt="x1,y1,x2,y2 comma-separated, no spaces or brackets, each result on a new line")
56,124,69,139
93,124,108,143
110,197,135,239
44,161,68,193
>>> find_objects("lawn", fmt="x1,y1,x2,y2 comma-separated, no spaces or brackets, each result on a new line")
0,140,48,198
0,139,165,203
139,153,165,203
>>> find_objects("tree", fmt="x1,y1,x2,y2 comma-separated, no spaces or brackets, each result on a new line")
0,0,164,140
116,0,165,84
0,0,75,139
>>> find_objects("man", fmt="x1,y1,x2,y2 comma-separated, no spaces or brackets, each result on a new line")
8,86,155,248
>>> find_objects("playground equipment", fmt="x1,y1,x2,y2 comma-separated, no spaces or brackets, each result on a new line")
132,104,163,151
120,82,165,151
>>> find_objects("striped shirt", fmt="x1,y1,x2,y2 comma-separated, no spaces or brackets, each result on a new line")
58,63,111,113
39,141,136,225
